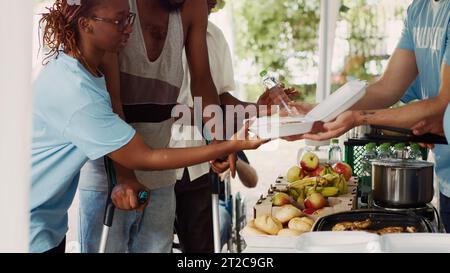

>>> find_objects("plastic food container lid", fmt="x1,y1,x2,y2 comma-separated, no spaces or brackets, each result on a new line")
249,80,367,139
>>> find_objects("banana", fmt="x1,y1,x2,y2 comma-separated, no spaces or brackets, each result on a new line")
289,189,300,200
290,177,317,190
298,187,305,200
336,175,348,195
306,186,316,197
321,187,340,197
341,177,348,195
321,173,340,187
319,177,328,187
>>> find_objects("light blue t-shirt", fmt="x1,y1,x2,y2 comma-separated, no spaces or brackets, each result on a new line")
398,0,450,197
30,52,135,252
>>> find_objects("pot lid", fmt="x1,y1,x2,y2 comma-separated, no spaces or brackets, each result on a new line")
371,159,434,168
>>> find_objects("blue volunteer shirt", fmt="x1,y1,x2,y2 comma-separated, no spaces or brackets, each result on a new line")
398,0,450,198
31,52,135,252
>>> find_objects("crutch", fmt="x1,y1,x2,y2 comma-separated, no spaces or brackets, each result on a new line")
99,156,149,253
210,169,222,253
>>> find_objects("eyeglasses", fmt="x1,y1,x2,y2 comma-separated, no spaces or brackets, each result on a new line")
91,12,136,32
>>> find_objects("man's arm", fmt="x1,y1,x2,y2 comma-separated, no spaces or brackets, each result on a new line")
100,53,142,187
353,63,450,127
235,159,258,188
351,48,419,110
288,48,419,115
184,0,221,119
304,64,450,141
220,93,254,108
285,49,419,142
183,0,239,176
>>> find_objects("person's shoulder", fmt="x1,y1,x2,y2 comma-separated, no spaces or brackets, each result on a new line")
33,56,84,97
180,0,207,21
33,55,107,112
406,0,428,15
207,21,226,39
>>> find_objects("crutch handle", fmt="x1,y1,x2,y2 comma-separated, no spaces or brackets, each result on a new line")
138,190,149,205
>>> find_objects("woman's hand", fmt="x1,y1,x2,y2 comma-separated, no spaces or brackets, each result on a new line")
111,180,150,212
231,120,270,151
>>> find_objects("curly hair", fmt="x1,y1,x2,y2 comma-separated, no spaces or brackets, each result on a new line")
40,0,102,64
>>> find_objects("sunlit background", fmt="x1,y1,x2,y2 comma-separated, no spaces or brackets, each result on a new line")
34,0,412,102
32,0,413,252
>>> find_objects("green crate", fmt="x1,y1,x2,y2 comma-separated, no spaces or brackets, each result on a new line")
344,139,429,178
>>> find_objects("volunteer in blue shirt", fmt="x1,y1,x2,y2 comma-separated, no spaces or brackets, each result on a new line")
288,0,450,231
32,0,265,253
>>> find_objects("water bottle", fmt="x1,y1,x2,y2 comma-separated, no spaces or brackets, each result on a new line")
260,70,279,89
360,143,377,204
393,143,408,159
408,143,423,160
260,70,295,116
328,139,342,165
378,143,392,160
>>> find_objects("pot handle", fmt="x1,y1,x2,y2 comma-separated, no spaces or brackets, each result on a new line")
369,125,447,144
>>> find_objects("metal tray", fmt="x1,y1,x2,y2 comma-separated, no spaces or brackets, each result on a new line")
312,210,434,233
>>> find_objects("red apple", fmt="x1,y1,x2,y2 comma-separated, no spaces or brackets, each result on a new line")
333,162,353,181
300,152,320,172
311,166,325,177
304,193,327,210
272,192,292,206
303,208,316,215
301,170,313,178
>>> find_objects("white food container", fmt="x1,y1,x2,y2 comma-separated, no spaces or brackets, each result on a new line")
295,232,381,253
240,232,303,250
249,80,367,139
379,234,450,253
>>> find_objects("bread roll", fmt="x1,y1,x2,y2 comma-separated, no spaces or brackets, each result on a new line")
247,219,257,228
277,229,303,237
299,216,315,226
288,217,313,232
274,205,303,224
241,225,268,236
255,215,283,235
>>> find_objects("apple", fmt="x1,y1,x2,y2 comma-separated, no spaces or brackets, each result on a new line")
302,170,313,178
303,208,316,215
304,192,327,210
300,152,320,172
272,192,292,206
287,166,304,183
311,166,324,177
333,162,353,181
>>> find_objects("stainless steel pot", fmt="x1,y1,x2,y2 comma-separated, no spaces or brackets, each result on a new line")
372,159,434,208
